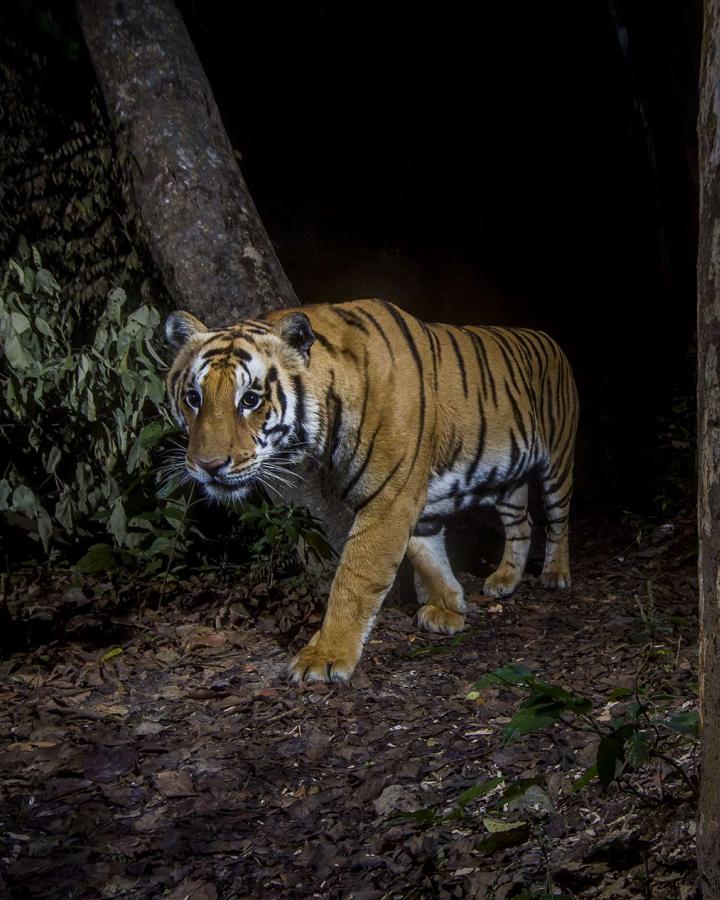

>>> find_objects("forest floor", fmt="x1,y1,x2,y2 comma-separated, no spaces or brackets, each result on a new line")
0,513,699,900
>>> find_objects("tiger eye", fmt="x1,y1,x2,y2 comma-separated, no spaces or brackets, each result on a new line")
185,389,201,409
240,390,261,410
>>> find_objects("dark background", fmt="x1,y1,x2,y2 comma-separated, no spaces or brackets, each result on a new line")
3,0,703,514
180,0,701,512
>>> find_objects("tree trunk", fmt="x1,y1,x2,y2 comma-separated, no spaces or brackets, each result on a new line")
75,0,298,327
697,2,720,895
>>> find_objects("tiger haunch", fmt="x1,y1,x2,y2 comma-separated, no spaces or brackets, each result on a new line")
165,299,579,683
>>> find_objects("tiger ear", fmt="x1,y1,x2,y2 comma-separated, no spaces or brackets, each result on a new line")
273,312,315,363
165,311,207,349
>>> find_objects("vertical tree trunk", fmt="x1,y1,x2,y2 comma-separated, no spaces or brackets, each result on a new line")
697,2,720,895
75,0,298,327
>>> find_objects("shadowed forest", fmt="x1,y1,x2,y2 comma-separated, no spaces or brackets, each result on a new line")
0,2,709,898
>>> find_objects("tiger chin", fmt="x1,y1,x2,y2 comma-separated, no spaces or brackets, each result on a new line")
165,299,579,685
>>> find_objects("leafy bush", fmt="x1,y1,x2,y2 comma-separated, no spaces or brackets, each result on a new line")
0,245,333,585
0,242,179,564
470,661,698,796
238,500,335,585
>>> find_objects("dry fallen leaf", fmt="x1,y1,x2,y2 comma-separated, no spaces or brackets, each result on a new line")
155,769,195,798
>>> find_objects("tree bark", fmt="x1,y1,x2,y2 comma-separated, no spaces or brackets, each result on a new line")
75,0,298,326
698,2,720,895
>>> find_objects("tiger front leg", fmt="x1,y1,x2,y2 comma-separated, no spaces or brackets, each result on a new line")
288,502,415,683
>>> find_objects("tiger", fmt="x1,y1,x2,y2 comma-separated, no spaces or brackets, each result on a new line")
165,299,579,683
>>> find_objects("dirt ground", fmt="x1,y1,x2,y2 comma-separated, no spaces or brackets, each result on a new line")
0,514,699,899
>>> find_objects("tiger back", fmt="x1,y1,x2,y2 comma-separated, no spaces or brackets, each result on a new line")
165,299,579,683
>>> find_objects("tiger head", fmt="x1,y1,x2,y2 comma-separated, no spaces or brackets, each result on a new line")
164,309,318,501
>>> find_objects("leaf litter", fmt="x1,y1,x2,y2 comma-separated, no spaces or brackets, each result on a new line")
0,514,699,898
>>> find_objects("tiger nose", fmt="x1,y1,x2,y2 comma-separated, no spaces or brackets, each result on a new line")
196,456,230,476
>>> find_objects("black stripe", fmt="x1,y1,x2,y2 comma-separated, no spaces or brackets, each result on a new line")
354,455,406,512
506,383,529,446
276,379,287,419
465,329,497,406
488,329,523,397
313,330,337,355
325,383,344,464
465,401,487,483
506,429,524,481
447,329,468,398
446,435,463,472
329,306,371,334
199,347,230,360
342,423,381,499
291,375,307,444
349,351,371,460
356,307,395,360
420,322,438,392
380,302,426,469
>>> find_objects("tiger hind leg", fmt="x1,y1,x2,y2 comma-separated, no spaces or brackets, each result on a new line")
539,464,573,589
483,482,532,598
407,529,466,635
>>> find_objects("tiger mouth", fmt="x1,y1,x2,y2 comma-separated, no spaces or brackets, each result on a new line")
190,465,258,500
203,476,254,501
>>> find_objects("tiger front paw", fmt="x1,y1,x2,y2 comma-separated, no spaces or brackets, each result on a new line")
288,634,362,684
417,603,465,635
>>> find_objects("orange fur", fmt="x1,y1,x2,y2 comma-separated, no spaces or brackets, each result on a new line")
165,300,579,682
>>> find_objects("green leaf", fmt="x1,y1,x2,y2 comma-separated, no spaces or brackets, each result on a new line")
391,807,439,826
12,484,38,517
472,662,534,690
140,419,170,449
146,536,175,557
504,783,554,814
35,316,53,337
526,682,592,714
483,816,526,833
497,777,544,805
665,710,699,736
45,445,62,474
109,500,127,545
625,731,652,768
101,647,123,663
455,777,504,810
596,735,625,787
76,543,117,574
5,333,30,369
11,311,31,334
37,509,53,550
475,822,530,855
503,700,566,745
572,765,598,792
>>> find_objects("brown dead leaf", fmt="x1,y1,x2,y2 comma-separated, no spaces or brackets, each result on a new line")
190,632,227,648
5,740,58,751
155,769,195,798
165,878,217,900
468,592,503,606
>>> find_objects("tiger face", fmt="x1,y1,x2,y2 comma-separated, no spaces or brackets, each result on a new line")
165,309,318,502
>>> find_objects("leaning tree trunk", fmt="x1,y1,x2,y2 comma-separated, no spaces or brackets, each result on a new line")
76,0,349,553
75,0,298,327
697,2,720,896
